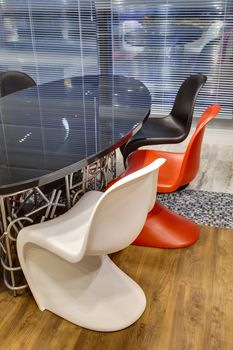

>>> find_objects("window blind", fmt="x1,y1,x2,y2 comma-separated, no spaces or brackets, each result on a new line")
107,0,233,119
0,0,98,84
0,0,100,168
1,0,233,119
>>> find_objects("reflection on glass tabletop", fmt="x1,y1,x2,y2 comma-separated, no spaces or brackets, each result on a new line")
0,75,151,194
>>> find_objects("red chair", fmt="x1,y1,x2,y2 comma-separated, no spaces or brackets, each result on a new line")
107,105,221,248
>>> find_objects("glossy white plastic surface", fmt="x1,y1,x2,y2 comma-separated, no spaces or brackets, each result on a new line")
17,157,165,332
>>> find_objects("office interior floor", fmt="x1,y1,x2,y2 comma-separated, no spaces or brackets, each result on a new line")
1,225,233,350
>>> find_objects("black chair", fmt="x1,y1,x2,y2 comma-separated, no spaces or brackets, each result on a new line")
122,74,207,162
0,70,36,97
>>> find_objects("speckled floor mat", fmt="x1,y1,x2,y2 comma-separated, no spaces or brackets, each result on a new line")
157,190,233,228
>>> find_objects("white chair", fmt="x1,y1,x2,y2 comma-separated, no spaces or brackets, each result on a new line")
17,157,165,332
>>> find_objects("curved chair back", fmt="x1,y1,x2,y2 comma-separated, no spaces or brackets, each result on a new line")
179,104,221,186
0,70,36,97
171,74,207,132
86,157,165,255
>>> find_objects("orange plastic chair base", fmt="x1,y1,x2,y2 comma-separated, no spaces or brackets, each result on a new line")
133,201,200,248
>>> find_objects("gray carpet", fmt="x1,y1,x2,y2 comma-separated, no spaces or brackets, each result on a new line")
157,190,233,228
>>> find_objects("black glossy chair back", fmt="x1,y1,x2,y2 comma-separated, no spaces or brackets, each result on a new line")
0,71,36,97
122,74,207,162
170,74,207,129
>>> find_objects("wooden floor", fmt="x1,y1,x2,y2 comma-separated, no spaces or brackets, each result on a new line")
1,226,233,350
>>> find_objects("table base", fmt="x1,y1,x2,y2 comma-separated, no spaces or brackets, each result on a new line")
0,151,116,295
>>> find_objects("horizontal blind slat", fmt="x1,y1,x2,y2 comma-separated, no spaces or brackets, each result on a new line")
0,0,99,84
109,0,233,119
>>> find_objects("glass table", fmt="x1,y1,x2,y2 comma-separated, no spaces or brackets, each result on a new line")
0,74,151,293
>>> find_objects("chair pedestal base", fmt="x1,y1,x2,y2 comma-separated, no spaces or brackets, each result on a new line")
133,202,199,248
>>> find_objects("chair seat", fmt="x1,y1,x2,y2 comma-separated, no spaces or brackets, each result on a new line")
125,105,221,193
124,149,184,193
146,150,184,192
22,190,103,263
131,115,184,142
123,116,185,161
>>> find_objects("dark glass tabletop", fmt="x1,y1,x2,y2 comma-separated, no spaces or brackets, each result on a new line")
0,75,151,194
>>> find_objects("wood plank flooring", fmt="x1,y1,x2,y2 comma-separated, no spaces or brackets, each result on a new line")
1,226,233,350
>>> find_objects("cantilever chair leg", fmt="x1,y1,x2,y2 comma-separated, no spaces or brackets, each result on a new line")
133,201,199,248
